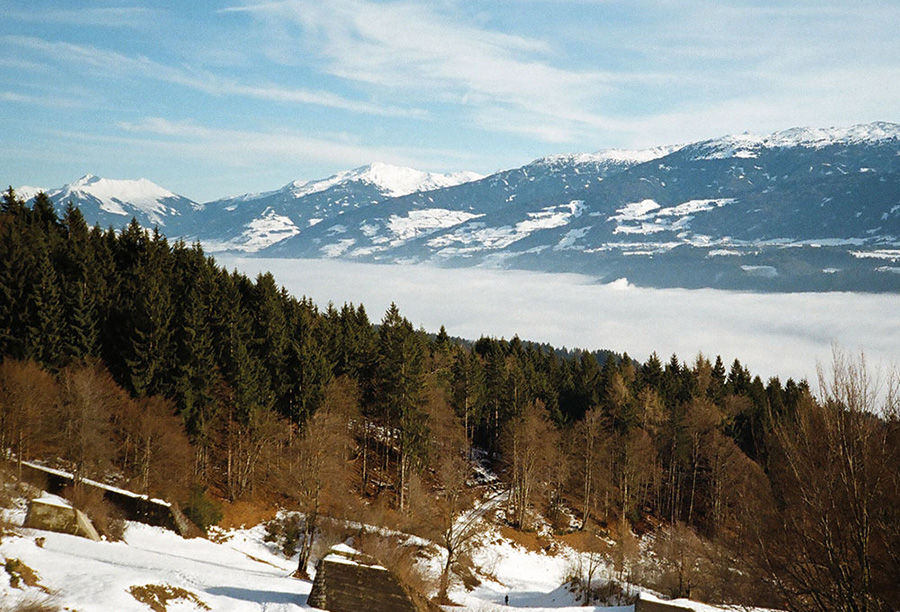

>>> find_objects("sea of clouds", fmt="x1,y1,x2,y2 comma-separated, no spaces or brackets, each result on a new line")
218,257,900,387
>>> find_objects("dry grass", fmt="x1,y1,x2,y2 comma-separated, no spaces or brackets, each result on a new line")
354,531,437,606
217,499,278,530
557,530,613,554
4,558,51,593
497,525,556,554
128,584,210,612
0,598,60,612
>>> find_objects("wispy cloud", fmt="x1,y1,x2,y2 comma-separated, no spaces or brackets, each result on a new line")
224,0,900,148
0,91,88,109
115,116,466,170
3,36,423,118
227,0,618,142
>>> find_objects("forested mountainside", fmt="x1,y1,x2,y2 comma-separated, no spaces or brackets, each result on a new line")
1,189,899,611
24,122,900,292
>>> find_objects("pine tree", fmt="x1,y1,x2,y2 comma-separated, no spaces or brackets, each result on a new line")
126,243,173,396
61,275,98,361
172,258,218,436
0,208,28,357
374,303,427,511
281,297,331,424
1,186,25,216
25,246,64,368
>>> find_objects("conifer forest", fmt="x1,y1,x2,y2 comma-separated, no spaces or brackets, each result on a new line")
1,187,899,612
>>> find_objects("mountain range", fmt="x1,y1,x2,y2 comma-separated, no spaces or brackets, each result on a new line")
19,122,900,292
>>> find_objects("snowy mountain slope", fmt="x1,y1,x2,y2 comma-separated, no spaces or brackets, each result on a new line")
178,164,483,252
25,175,201,228
288,162,483,199
262,122,900,291
263,145,671,259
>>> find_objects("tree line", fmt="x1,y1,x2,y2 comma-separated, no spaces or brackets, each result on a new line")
1,187,898,612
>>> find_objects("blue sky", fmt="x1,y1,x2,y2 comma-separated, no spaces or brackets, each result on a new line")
2,0,898,202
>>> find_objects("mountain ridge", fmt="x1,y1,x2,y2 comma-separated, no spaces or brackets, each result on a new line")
17,121,900,291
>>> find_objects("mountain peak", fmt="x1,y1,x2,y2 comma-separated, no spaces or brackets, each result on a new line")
288,163,483,199
25,175,201,225
532,145,683,169
690,121,900,160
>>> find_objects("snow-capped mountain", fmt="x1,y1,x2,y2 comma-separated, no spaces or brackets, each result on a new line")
23,175,199,228
262,122,900,291
263,144,678,259
181,163,483,252
20,122,900,291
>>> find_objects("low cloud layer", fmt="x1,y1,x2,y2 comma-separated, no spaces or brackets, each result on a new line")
220,257,900,384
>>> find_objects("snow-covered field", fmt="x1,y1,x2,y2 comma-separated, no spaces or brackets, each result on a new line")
0,492,744,612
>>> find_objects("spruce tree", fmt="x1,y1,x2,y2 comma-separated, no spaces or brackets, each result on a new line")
374,303,427,511
25,246,64,368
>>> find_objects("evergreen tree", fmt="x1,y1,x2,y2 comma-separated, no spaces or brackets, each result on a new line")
374,303,427,511
25,245,64,367
1,186,25,216
126,236,174,397
281,297,331,424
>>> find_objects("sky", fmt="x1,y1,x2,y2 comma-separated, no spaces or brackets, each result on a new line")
2,0,899,202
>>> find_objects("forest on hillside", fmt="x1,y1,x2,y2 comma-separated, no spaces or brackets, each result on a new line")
1,187,899,612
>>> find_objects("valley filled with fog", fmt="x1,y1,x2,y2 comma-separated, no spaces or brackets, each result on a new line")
218,257,899,385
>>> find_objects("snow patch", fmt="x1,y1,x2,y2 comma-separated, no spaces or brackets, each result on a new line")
741,265,779,278
428,201,584,254
554,226,591,251
289,163,483,199
387,209,482,243
321,238,356,257
610,198,736,236
851,249,900,261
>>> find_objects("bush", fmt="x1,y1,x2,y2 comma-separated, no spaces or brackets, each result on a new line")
263,513,304,557
181,485,223,533
63,485,125,541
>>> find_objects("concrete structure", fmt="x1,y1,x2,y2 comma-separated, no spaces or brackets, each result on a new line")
634,593,694,612
24,498,101,541
18,460,190,536
307,544,420,612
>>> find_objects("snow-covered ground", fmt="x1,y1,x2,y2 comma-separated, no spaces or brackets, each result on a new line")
1,492,751,612
1,494,305,611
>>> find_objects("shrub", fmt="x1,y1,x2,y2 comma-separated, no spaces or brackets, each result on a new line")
263,513,304,557
182,486,223,533
63,485,125,541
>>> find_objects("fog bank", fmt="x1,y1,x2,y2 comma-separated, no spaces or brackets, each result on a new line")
218,257,900,384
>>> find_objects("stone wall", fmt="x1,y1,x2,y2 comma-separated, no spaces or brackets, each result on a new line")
307,546,420,612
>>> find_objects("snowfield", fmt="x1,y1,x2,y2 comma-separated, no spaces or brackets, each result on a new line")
0,494,761,612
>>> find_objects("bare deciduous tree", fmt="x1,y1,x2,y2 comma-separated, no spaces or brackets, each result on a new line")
0,360,57,479
745,351,900,612
502,401,557,530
